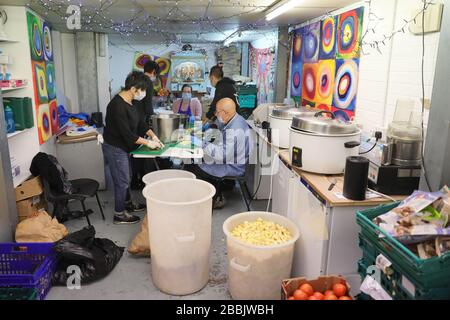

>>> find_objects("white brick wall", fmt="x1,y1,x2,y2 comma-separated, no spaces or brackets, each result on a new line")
356,0,441,133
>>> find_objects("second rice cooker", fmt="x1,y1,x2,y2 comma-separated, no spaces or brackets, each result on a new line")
268,106,316,149
289,111,361,174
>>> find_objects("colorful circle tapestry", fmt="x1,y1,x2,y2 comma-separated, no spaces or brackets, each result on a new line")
302,64,318,101
319,16,336,59
316,60,335,105
332,107,354,122
133,53,152,70
337,7,363,59
45,62,56,100
32,61,48,104
290,61,302,98
38,104,52,143
155,57,171,76
292,29,303,63
43,22,53,61
302,22,320,63
333,59,359,111
49,99,59,133
27,12,43,61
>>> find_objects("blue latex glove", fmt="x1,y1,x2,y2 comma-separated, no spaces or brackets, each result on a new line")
202,122,210,132
191,135,203,147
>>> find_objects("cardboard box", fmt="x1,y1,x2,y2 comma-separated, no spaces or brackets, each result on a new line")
15,176,43,202
16,195,47,221
281,276,351,300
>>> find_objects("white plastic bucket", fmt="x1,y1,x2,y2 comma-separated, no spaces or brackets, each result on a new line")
143,178,216,295
223,211,300,300
142,169,196,185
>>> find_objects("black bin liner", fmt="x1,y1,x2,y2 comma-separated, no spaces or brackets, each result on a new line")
52,226,124,285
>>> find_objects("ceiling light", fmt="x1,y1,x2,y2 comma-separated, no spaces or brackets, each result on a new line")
265,0,303,21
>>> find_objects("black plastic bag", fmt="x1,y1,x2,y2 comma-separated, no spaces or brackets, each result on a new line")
52,226,124,285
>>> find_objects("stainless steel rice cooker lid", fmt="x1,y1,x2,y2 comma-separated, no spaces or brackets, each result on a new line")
291,111,359,135
271,106,316,120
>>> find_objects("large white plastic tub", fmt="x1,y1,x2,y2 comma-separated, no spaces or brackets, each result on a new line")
143,178,216,295
142,169,196,185
223,211,300,300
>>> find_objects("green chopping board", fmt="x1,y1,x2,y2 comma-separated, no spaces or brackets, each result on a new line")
130,141,195,156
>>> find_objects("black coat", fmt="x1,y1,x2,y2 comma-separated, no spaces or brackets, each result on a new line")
30,152,73,194
206,77,239,120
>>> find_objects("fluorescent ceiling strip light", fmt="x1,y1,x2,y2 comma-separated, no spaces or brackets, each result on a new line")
266,0,303,21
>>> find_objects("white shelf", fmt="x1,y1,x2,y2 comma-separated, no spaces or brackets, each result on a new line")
1,85,28,92
7,128,32,139
0,37,18,43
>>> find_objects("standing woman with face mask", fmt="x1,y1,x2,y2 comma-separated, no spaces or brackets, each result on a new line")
102,71,164,225
172,84,202,118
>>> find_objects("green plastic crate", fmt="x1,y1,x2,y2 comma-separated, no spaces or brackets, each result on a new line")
356,202,450,290
236,84,257,95
3,97,34,130
358,257,450,300
238,94,256,109
0,288,37,300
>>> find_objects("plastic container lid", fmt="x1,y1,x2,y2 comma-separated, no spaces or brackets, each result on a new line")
291,111,359,135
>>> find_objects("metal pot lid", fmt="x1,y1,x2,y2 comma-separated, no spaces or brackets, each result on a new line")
270,106,316,120
291,111,359,135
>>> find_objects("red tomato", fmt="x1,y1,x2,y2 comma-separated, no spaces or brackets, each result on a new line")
324,294,338,300
288,296,295,300
298,283,314,296
313,292,324,300
324,290,334,296
332,283,348,297
339,296,353,300
293,289,309,300
308,295,319,300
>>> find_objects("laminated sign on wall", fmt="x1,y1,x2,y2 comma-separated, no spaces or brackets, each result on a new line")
290,7,364,122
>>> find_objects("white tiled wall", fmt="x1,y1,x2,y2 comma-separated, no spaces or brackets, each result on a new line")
356,0,441,132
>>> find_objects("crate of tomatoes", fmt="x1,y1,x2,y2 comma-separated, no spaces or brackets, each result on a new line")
282,276,352,300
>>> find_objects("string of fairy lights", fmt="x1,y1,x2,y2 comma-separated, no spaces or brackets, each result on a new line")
358,0,435,55
25,0,437,55
25,0,270,45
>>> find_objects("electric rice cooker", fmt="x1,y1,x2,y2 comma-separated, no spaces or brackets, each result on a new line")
289,111,361,174
268,106,316,149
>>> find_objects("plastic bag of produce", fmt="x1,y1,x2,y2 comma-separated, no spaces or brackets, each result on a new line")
52,226,124,285
128,214,150,256
15,210,68,243
374,187,450,241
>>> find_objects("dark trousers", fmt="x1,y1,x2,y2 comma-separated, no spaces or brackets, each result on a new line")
183,164,222,199
102,143,132,213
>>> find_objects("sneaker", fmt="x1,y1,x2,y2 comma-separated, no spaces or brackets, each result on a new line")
213,195,226,210
113,212,141,225
125,202,146,213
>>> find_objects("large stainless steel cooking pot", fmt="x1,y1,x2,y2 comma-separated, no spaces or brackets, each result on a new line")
151,114,188,143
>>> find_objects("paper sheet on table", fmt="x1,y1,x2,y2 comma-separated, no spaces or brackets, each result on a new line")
334,191,382,200
360,276,392,300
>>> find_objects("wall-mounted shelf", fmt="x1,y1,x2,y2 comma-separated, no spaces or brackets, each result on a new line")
1,85,28,92
7,128,33,139
0,37,18,43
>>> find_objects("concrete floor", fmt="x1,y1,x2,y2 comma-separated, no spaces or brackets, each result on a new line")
46,186,267,300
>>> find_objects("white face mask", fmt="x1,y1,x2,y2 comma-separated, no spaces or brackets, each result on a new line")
150,75,157,82
217,115,225,124
182,93,192,100
134,90,146,101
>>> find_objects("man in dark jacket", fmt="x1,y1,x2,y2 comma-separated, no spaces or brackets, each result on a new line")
205,65,239,121
135,60,160,124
